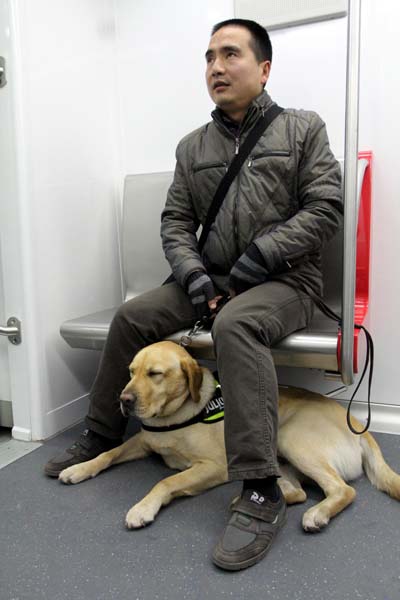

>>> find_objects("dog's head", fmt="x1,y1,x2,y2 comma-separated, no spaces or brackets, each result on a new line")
120,341,204,420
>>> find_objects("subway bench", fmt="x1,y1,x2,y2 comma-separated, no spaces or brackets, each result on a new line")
61,153,372,381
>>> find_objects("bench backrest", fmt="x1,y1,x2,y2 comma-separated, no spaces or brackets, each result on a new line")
122,172,172,299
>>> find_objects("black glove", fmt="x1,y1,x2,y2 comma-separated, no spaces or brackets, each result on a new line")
186,271,217,319
229,243,269,295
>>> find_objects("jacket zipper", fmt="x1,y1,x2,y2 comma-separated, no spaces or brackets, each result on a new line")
210,110,264,255
193,161,228,174
233,136,241,255
247,150,291,167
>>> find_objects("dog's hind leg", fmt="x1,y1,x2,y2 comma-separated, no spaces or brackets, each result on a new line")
278,463,307,504
297,460,356,532
59,432,151,484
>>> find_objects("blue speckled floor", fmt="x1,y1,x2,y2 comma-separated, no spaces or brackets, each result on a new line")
1,421,399,600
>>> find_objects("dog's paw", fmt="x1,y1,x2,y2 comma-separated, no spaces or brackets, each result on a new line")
59,463,93,484
302,506,330,532
125,501,158,529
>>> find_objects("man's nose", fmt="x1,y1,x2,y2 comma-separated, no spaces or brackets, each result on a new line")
211,56,225,76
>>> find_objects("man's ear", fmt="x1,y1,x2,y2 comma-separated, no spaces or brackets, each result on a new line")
260,60,271,87
181,356,204,403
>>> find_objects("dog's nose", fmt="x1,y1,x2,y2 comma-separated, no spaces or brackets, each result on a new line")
120,392,136,415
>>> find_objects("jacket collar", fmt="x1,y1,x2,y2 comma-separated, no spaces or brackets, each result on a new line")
211,90,275,138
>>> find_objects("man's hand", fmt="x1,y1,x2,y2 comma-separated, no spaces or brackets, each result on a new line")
208,295,223,312
187,271,219,319
229,243,269,296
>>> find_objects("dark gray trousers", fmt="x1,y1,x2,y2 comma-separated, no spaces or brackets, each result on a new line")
86,280,313,480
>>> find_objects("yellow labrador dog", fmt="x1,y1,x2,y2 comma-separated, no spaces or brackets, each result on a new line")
59,341,400,531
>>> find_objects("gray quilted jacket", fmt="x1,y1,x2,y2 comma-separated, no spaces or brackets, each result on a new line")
160,91,343,297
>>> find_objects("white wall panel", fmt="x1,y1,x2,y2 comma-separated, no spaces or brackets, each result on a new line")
268,18,347,157
114,0,234,174
13,0,122,438
19,0,116,76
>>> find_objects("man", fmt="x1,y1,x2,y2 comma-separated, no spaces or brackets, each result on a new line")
45,19,342,570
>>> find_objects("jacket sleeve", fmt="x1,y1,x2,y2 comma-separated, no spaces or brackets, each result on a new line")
160,141,205,287
253,112,343,273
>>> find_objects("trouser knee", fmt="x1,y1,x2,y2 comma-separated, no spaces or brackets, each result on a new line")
113,295,150,325
212,303,271,349
111,295,155,340
102,303,149,358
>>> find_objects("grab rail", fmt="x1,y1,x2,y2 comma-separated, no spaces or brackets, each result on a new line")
341,0,362,385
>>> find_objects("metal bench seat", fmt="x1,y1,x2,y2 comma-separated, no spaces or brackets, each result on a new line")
60,303,340,370
60,156,371,381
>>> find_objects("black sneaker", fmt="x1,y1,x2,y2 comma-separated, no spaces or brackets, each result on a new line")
212,486,287,571
44,429,122,478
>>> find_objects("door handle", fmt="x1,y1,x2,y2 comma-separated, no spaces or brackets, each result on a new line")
0,317,21,344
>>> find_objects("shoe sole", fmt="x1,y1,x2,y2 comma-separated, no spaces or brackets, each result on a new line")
44,457,91,478
212,511,287,571
44,468,61,478
43,438,123,478
44,464,73,478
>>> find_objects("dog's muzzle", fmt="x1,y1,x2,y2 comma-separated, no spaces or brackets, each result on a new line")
120,392,137,417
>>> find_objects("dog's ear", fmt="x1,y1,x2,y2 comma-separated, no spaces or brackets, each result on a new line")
181,356,203,403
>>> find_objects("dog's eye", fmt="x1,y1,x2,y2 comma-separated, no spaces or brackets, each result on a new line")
148,371,163,378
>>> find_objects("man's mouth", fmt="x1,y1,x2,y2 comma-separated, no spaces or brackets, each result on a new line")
213,81,230,91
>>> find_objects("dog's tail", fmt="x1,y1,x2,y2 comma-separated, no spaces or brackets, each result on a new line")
360,432,400,500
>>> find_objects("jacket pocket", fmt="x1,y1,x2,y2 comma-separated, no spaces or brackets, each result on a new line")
192,161,228,174
247,150,291,168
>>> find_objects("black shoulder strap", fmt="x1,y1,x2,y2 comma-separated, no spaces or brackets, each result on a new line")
197,104,284,252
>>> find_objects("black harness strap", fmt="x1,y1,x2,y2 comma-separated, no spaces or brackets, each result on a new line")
141,411,207,433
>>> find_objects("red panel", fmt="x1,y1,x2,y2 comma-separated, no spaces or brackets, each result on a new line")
337,151,372,373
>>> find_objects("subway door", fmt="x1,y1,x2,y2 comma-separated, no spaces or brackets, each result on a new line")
0,281,13,427
0,0,32,440
0,0,14,429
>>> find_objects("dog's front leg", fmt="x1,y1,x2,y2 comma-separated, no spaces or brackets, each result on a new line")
125,460,227,529
59,432,150,484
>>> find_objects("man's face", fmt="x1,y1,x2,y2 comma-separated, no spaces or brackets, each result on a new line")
205,25,271,122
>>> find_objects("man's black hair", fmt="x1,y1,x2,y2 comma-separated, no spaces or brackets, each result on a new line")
211,18,272,63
